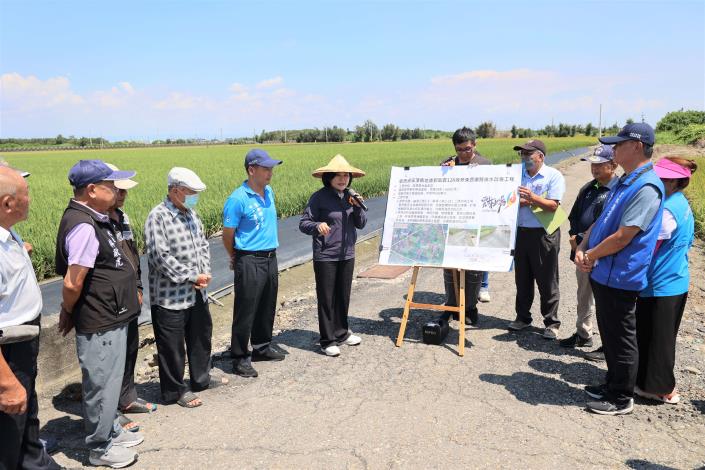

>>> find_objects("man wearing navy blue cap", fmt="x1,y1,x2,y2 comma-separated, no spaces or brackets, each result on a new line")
55,159,145,467
560,145,619,350
575,123,664,415
223,149,285,377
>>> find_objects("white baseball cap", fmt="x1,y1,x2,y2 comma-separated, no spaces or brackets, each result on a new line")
105,163,138,189
167,167,206,192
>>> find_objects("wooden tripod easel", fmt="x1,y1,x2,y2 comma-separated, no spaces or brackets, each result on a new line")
395,267,466,356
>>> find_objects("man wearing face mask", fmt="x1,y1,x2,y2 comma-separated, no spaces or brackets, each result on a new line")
144,167,226,410
508,140,565,340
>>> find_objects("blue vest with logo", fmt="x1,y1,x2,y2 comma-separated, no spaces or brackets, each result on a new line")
640,191,694,297
588,163,664,291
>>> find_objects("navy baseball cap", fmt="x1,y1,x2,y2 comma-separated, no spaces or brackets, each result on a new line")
582,145,614,163
599,122,655,146
68,159,136,188
245,149,282,168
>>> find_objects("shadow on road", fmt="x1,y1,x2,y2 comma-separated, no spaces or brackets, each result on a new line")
479,371,584,407
528,358,604,386
493,330,597,360
625,459,679,470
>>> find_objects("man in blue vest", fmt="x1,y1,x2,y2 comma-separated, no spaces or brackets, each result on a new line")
575,123,664,415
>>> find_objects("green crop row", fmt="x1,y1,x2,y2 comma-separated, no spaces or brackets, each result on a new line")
5,137,596,279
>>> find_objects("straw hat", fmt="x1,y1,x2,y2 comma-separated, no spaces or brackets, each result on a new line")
312,154,365,178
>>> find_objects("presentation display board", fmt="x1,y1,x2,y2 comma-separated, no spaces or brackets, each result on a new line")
379,164,522,272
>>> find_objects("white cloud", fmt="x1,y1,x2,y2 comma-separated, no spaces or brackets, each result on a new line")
153,92,215,111
0,73,84,111
229,82,247,94
255,76,283,89
430,69,553,86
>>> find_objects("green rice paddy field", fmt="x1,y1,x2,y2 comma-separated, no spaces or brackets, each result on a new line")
5,137,596,279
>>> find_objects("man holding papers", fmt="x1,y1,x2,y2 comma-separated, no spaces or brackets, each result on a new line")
508,139,566,340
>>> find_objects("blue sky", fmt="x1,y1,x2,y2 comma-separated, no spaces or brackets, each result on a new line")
1,0,704,140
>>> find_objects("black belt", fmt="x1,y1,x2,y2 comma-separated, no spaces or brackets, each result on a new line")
236,249,276,258
518,227,544,232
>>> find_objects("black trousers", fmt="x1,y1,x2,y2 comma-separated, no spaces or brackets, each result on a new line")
231,254,279,360
313,259,354,348
118,318,139,409
442,269,482,321
0,320,60,470
151,294,213,403
636,293,688,394
514,227,561,327
591,279,638,403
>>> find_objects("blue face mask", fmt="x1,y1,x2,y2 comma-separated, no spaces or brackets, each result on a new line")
184,194,199,209
522,158,536,171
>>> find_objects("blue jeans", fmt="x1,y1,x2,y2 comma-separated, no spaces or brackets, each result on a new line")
481,271,489,290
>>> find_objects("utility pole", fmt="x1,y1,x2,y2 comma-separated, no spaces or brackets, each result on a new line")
641,113,645,123
598,104,603,138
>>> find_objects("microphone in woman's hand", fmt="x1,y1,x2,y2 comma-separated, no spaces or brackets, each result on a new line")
346,188,368,211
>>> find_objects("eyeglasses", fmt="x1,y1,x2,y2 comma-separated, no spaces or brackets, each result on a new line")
455,146,474,153
518,150,535,158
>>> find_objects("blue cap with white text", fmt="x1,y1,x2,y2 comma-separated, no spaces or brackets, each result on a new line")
599,122,655,146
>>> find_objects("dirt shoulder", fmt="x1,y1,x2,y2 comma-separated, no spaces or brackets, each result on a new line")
43,153,705,469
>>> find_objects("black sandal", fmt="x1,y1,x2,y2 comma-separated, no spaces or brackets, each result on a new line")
176,391,202,408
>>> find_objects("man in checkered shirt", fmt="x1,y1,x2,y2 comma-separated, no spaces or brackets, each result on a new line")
144,167,227,408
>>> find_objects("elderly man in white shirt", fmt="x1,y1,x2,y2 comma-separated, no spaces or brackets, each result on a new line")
0,165,60,469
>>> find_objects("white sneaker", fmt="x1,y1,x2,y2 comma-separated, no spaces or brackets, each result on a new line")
343,334,362,346
89,446,137,468
112,430,144,448
478,288,491,303
323,345,340,357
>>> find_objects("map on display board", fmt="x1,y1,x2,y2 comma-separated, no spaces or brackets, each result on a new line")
378,164,522,272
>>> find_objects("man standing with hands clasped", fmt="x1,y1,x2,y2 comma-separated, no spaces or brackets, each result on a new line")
223,149,285,378
508,139,565,339
145,167,227,410
56,159,143,468
575,123,664,415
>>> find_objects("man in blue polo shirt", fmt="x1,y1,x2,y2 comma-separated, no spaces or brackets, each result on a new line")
223,149,284,378
575,123,664,416
508,139,566,339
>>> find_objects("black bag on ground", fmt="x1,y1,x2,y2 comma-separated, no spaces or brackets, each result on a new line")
422,319,449,345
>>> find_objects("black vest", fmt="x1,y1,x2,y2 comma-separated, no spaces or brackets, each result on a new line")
55,200,140,334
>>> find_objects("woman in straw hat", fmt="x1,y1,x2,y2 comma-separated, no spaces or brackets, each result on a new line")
634,156,697,405
299,155,367,357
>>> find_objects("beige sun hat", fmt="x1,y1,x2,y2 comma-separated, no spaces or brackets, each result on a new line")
312,154,366,178
105,163,138,190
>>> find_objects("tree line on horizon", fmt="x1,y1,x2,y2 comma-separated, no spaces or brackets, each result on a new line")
2,110,702,150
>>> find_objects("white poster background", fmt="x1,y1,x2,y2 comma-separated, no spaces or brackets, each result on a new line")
379,164,522,272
